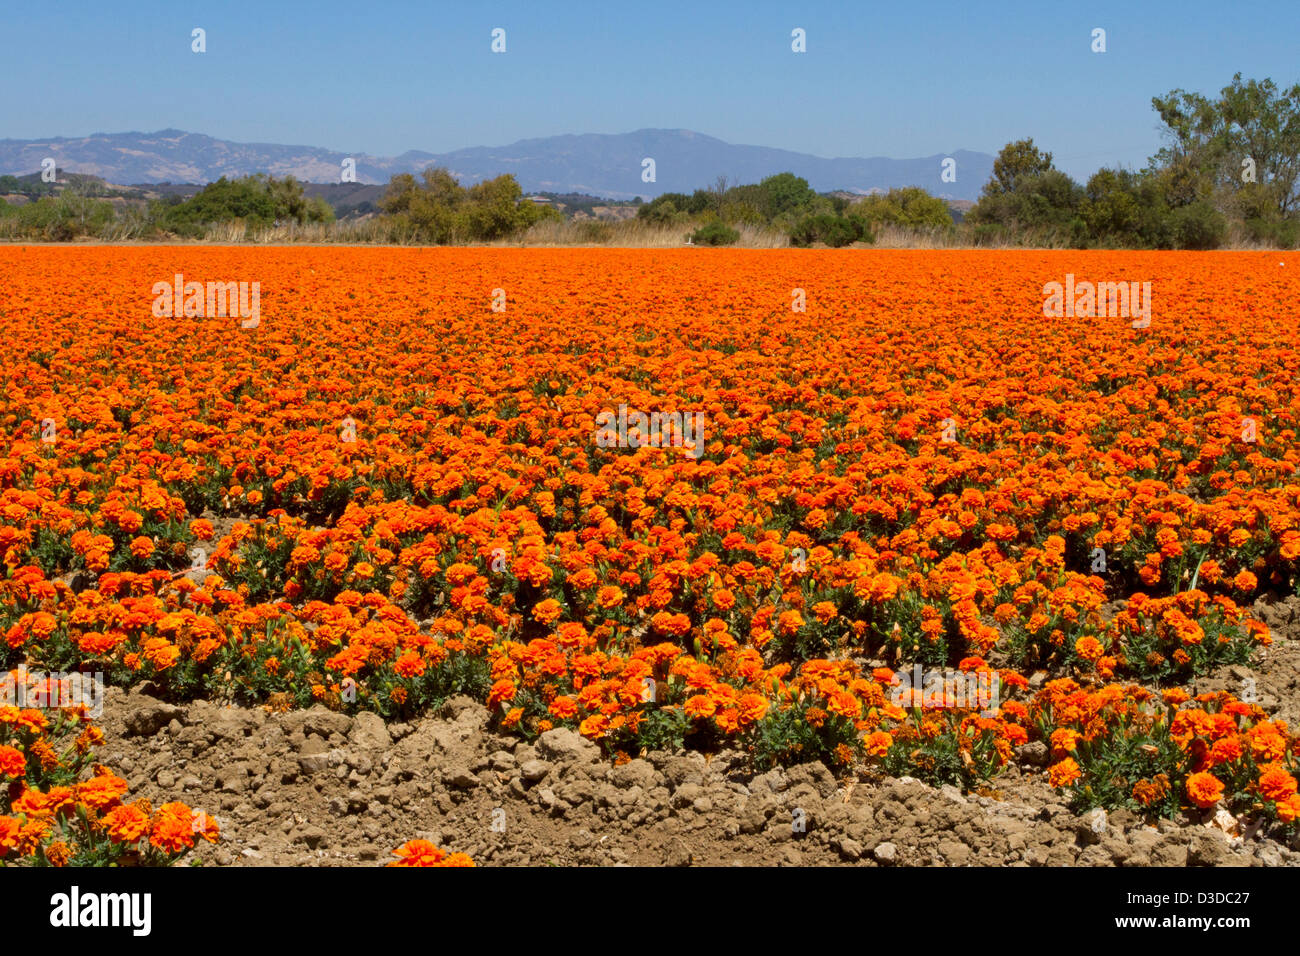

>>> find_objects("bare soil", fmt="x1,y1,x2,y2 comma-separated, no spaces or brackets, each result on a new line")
86,593,1300,867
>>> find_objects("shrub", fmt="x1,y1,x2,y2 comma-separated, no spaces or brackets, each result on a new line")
12,195,115,241
850,187,953,232
690,221,740,246
756,172,818,220
789,213,861,247
1170,200,1228,249
969,169,1084,238
1243,217,1299,248
638,192,705,224
378,168,556,243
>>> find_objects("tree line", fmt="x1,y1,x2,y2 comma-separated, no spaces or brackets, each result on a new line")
968,73,1300,248
3,73,1296,246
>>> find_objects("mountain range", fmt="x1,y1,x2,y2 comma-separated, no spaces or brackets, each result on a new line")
0,129,994,201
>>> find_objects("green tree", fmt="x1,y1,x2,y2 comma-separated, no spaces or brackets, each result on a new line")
1151,74,1300,216
378,167,554,243
637,193,693,225
465,174,527,239
968,169,1086,245
849,187,953,230
757,172,817,220
1081,168,1143,242
984,139,1055,197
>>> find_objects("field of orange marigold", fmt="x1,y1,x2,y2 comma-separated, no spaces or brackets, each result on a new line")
2,246,1299,864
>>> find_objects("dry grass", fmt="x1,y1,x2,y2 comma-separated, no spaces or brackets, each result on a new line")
3,208,1294,252
865,222,1085,250
502,218,789,248
243,219,403,243
868,223,967,249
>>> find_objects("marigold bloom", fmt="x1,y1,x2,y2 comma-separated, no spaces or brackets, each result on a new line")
864,731,893,757
531,598,564,626
578,714,609,739
487,678,516,708
393,651,426,678
1074,636,1103,662
101,804,151,844
1258,764,1298,802
1049,728,1081,758
44,841,73,867
0,815,21,856
736,693,769,726
1276,794,1300,823
1207,737,1243,767
0,745,26,778
1047,757,1081,788
826,690,862,720
1186,771,1225,809
76,773,129,812
548,696,578,720
388,839,475,867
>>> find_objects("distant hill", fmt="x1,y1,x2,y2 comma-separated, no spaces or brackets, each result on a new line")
0,169,155,207
0,129,995,201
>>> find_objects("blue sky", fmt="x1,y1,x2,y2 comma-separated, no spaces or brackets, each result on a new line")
1,0,1296,181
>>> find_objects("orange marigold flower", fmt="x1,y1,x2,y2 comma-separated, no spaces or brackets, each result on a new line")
76,773,129,812
578,714,609,739
1074,636,1103,662
776,610,805,635
1049,727,1081,758
487,678,516,708
1258,764,1298,802
684,694,717,719
1133,774,1171,807
548,696,578,720
1207,737,1243,766
736,693,769,726
1186,771,1225,809
388,839,475,867
101,804,151,844
1246,723,1288,761
531,598,564,626
864,731,893,757
1047,757,1081,788
393,651,426,679
44,841,73,867
149,810,197,853
0,815,21,856
1276,793,1300,824
826,690,862,720
0,745,26,779
713,708,741,734
141,637,180,670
